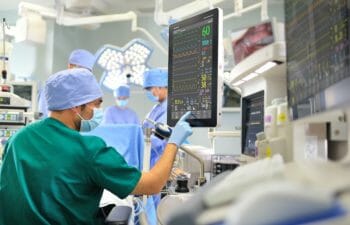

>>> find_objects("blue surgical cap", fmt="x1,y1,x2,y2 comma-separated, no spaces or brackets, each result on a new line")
45,68,103,111
143,68,168,89
68,49,95,71
114,85,130,97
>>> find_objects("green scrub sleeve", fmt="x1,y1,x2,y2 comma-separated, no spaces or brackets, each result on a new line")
91,146,142,199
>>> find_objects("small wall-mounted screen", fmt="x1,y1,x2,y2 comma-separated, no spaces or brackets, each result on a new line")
231,21,274,65
12,85,33,102
241,91,264,156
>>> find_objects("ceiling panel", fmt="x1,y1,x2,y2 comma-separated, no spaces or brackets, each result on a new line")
0,0,235,14
0,0,55,11
0,0,278,17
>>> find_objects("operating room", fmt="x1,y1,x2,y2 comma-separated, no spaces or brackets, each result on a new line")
2,0,350,225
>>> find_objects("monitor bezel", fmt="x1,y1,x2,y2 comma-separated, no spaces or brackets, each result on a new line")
241,90,265,157
167,8,222,127
10,81,37,112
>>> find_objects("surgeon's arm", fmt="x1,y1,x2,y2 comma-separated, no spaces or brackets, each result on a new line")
131,112,192,195
131,143,178,195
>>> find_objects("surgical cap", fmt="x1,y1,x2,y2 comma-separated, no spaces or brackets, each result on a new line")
45,68,103,111
114,85,130,97
143,68,168,89
68,49,95,71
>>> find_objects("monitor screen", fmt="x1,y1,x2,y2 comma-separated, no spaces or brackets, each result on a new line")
12,84,33,101
286,0,350,120
241,91,264,156
231,21,274,65
11,82,37,111
167,8,223,127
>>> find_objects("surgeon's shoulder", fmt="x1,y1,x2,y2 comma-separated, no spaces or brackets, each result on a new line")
11,119,44,137
80,134,108,152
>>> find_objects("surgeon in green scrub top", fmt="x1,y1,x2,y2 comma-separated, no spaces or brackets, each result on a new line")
0,68,193,225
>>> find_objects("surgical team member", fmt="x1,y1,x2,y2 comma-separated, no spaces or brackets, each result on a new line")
0,68,192,225
142,68,168,212
38,49,95,118
142,68,168,168
102,85,140,125
67,49,95,71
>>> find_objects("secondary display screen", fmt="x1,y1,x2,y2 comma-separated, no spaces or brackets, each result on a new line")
231,21,274,65
286,0,350,120
168,8,221,127
12,85,33,101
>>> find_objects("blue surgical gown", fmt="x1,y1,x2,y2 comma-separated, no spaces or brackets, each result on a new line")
143,100,168,222
143,100,168,168
102,106,140,125
84,124,144,170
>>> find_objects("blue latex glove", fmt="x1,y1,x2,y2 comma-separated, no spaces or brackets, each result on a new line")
168,111,193,146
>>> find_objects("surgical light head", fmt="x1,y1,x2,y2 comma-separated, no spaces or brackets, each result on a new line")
45,68,103,111
143,68,168,89
114,85,130,98
96,39,153,91
68,49,96,71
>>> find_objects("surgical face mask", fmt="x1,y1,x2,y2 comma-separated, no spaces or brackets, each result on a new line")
116,99,128,108
78,108,103,132
146,91,159,103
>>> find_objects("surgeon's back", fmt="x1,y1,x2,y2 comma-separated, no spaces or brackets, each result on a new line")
0,118,110,225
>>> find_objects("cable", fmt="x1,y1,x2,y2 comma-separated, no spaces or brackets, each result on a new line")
133,196,147,225
133,197,145,216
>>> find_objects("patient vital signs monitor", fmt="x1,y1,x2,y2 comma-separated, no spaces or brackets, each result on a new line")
286,0,350,120
168,8,223,127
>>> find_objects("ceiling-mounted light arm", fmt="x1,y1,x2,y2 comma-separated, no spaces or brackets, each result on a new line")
261,0,268,21
154,0,225,26
223,1,266,21
154,0,170,27
133,27,167,55
18,1,167,55
55,0,65,25
59,11,137,26
233,0,243,16
207,0,214,10
128,12,167,54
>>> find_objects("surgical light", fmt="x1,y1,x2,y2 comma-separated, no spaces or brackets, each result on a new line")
95,39,153,90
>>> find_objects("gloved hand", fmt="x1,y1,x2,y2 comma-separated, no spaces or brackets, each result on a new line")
168,111,193,147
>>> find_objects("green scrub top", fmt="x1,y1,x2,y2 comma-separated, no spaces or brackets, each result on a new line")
0,118,141,225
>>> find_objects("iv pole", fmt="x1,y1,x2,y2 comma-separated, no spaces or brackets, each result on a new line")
1,18,9,83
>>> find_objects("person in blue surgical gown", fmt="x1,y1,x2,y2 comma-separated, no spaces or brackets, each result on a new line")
143,68,168,168
67,49,95,71
102,85,140,125
38,49,96,118
142,68,168,215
